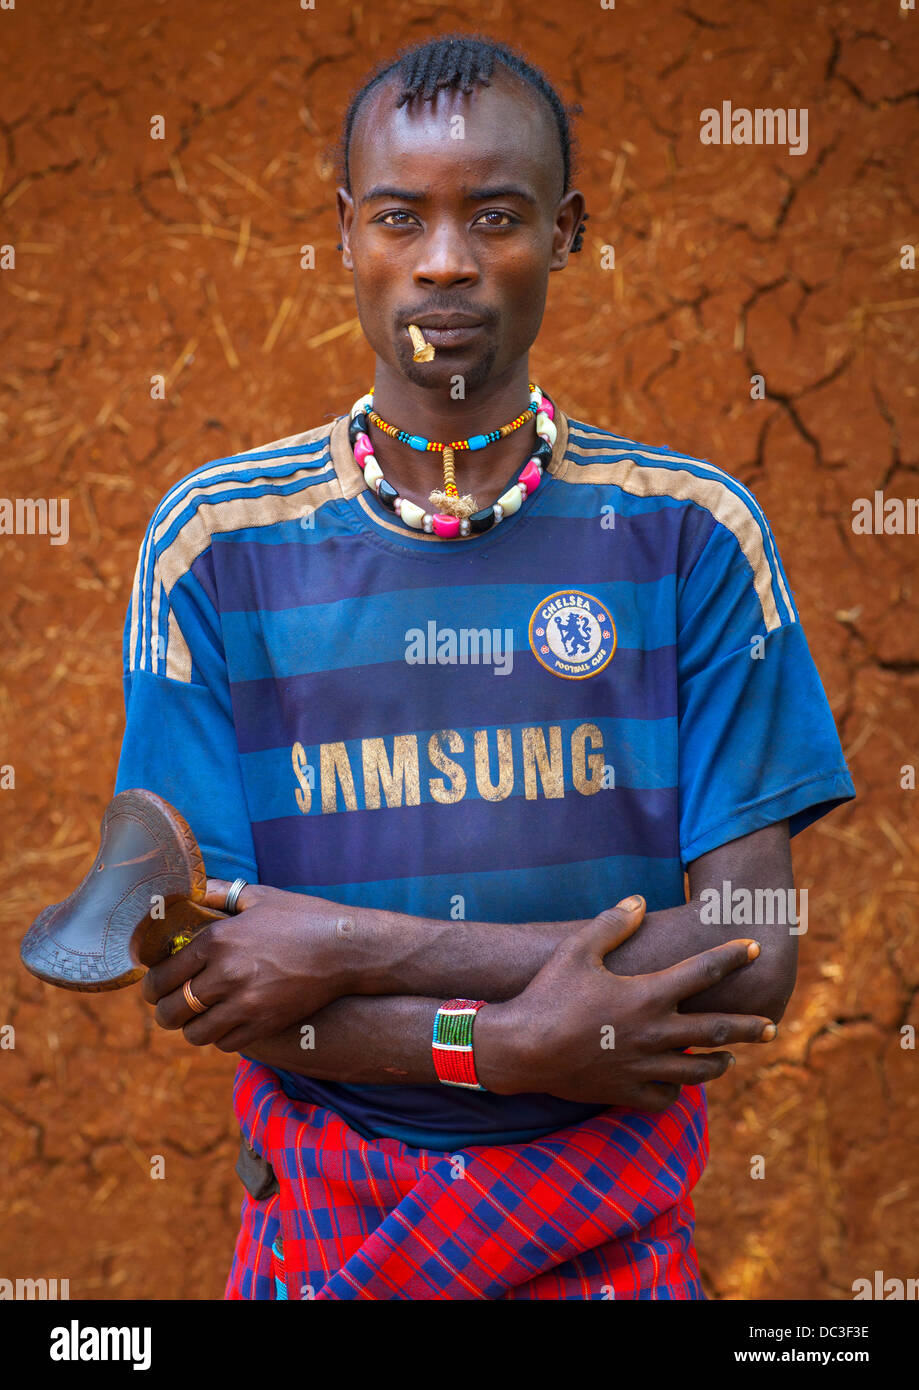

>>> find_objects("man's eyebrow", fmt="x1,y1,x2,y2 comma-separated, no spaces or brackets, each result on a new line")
361,184,539,207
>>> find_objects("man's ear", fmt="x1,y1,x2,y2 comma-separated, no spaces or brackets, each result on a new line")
550,189,586,271
336,187,354,269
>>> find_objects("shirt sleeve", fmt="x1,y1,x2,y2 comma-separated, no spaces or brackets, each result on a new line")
677,501,856,867
113,516,258,885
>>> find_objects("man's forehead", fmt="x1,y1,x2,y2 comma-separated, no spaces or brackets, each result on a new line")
350,70,557,190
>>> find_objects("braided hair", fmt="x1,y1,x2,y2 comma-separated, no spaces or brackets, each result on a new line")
333,32,589,253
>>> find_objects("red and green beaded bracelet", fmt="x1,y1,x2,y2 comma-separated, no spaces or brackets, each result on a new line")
432,998,489,1090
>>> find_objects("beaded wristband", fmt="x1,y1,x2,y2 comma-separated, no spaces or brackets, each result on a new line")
432,998,489,1091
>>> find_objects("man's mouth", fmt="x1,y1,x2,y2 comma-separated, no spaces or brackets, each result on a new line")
411,324,484,347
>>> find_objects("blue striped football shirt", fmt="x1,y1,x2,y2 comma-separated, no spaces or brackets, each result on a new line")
115,402,855,1149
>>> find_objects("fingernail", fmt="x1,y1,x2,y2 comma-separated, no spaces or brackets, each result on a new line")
761,1023,777,1041
747,940,761,960
619,895,643,910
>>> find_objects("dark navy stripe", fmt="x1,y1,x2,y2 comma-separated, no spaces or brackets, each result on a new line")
190,546,219,612
251,784,678,887
199,506,697,614
229,644,677,755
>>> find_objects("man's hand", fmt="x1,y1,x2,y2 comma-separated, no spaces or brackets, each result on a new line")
476,895,776,1110
140,880,356,1051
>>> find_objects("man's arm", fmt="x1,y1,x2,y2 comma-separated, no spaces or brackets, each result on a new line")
161,818,795,1042
347,816,796,1021
237,903,777,1113
241,815,797,1092
146,822,792,1107
611,817,797,1021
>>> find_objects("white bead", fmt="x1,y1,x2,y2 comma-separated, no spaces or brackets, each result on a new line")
400,498,426,529
518,481,527,499
422,513,433,533
351,393,373,419
535,413,557,445
460,519,470,536
496,485,523,516
363,457,383,488
394,498,402,515
493,503,504,520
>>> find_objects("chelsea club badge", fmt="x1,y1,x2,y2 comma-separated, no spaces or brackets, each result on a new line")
528,589,617,679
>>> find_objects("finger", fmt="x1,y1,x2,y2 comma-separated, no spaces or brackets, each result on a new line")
570,896,647,962
181,1000,243,1048
663,1012,776,1050
202,878,230,910
209,1023,263,1054
202,877,260,912
141,931,212,1004
642,1050,735,1085
656,938,761,1004
153,973,221,1030
631,1082,681,1112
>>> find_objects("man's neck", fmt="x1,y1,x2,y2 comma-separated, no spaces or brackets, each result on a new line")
365,361,540,513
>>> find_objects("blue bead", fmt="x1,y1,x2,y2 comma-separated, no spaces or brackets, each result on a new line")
408,435,428,451
467,434,488,451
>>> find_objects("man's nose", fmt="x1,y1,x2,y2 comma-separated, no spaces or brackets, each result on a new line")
412,220,479,284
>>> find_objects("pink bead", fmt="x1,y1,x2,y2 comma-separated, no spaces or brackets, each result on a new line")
432,513,460,538
353,433,374,466
519,459,542,492
538,396,554,420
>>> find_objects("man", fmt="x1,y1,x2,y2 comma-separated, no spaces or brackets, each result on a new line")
118,34,856,1299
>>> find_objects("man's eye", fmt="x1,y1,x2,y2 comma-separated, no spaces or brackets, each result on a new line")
376,210,517,228
475,211,516,227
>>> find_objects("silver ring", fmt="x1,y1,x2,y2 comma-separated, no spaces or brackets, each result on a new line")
224,878,248,915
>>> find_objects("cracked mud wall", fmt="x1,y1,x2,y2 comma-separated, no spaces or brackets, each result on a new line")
0,0,916,1299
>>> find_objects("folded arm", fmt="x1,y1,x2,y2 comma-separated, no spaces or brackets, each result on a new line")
208,817,796,1018
143,821,794,1108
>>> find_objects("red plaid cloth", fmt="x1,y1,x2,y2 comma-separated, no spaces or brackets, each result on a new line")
225,1059,709,1300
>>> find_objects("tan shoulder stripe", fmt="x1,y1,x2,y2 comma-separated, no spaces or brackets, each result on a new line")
564,434,792,631
133,422,339,677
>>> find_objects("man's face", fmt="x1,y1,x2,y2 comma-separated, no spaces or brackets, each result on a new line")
337,68,572,393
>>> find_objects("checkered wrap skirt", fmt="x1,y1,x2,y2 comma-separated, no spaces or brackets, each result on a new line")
225,1059,709,1300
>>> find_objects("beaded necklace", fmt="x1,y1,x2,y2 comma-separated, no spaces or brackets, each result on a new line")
347,384,557,539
